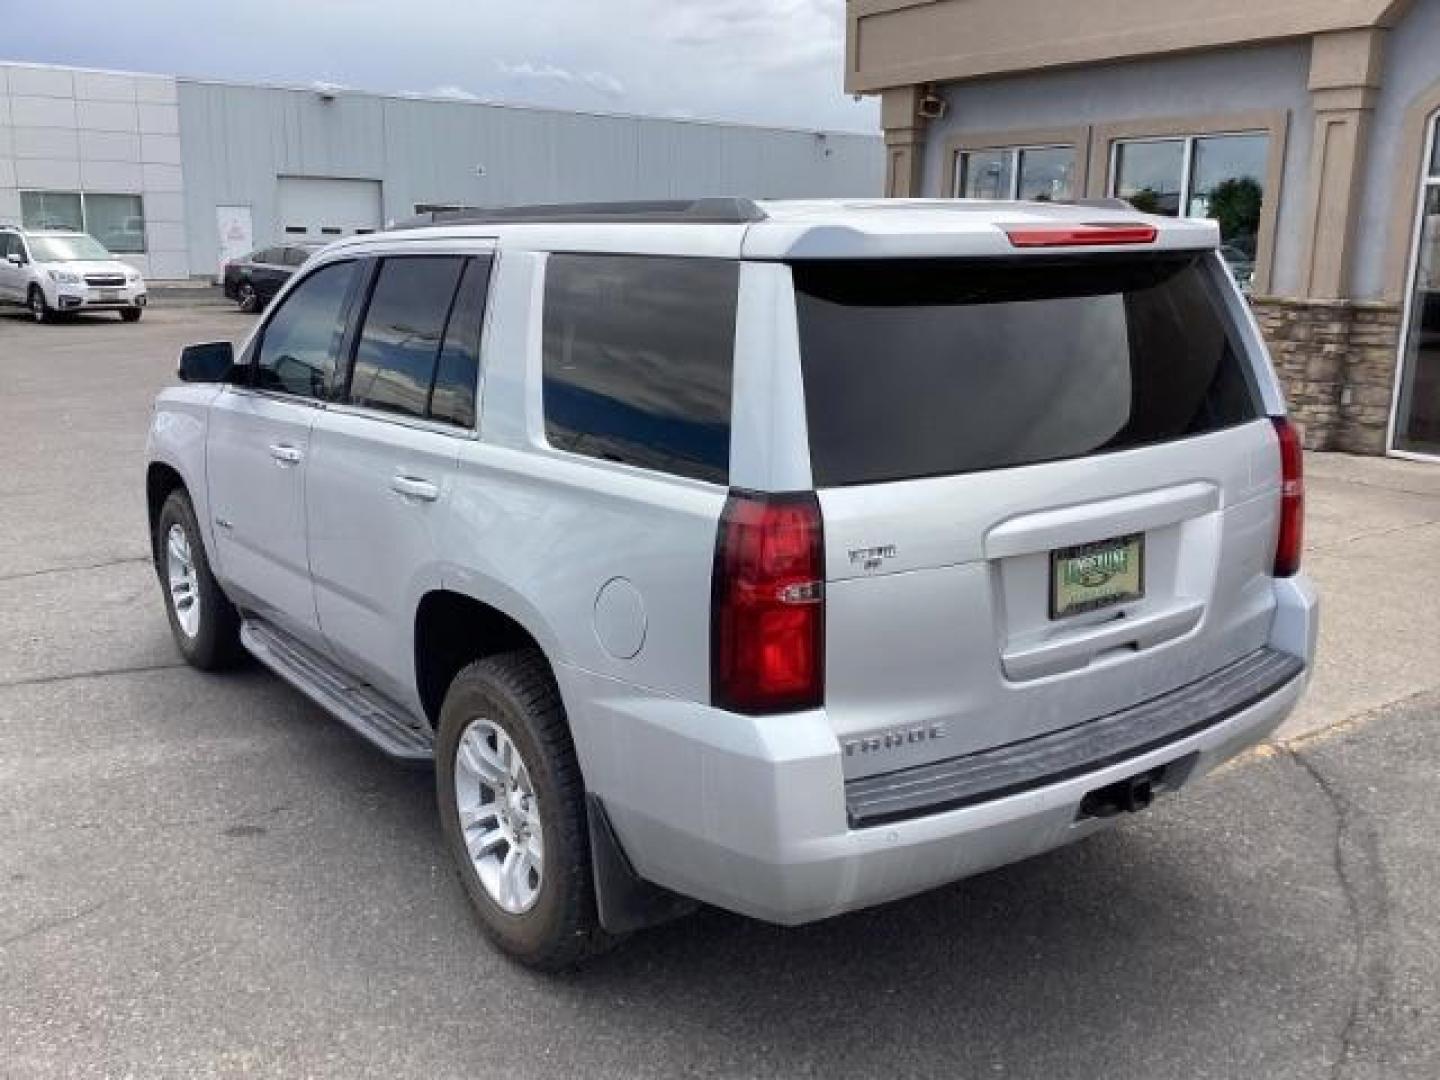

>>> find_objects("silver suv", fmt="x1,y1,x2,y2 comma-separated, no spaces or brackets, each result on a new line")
145,198,1318,968
0,226,148,322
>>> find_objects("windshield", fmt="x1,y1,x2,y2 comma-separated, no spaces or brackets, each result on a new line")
792,252,1262,487
28,234,113,262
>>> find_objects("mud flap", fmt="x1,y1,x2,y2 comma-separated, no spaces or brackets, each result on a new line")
587,794,698,935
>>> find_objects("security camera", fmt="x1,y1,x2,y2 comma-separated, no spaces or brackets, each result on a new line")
918,91,947,121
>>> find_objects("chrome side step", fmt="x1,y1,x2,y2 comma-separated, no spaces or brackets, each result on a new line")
240,618,435,761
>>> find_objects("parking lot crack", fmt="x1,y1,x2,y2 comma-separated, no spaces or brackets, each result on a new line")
0,555,151,584
0,660,187,690
1285,746,1394,1079
0,902,105,950
1308,516,1440,553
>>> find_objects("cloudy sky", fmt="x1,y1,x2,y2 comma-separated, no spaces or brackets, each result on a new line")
4,0,877,132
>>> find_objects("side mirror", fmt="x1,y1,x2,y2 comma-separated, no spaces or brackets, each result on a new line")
178,341,236,383
4,253,24,267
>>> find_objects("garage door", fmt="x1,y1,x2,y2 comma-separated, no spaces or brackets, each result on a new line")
276,177,383,240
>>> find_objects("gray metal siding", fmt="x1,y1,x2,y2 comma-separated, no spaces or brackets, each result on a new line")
178,81,883,275
922,44,1315,297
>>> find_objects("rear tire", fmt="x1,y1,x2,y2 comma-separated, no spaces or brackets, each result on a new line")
27,286,53,324
154,488,244,670
436,651,613,970
120,307,142,322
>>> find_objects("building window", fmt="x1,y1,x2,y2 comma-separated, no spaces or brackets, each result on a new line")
1112,133,1269,288
957,146,1075,202
19,191,146,253
84,194,146,254
20,191,83,232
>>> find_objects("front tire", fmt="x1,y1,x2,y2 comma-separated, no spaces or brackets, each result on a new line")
436,651,612,970
27,286,53,324
120,307,142,322
236,281,259,313
154,488,243,670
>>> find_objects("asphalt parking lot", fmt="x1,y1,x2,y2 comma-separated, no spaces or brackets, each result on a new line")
2,302,1438,1079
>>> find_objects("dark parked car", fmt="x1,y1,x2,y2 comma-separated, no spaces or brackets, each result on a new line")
222,243,325,311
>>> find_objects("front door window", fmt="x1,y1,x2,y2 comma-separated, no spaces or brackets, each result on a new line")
1394,118,1440,458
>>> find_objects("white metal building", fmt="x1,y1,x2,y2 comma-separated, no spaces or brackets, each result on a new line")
0,61,884,281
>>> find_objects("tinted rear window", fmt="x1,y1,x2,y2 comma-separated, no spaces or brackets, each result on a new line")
349,256,467,420
542,254,738,484
793,254,1262,487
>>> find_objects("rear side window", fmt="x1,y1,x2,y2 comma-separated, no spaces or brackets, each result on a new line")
793,254,1262,487
346,255,489,428
255,260,359,400
349,257,465,419
542,255,738,484
429,258,490,428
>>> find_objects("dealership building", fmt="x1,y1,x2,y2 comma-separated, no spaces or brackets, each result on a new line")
0,60,883,281
848,0,1440,460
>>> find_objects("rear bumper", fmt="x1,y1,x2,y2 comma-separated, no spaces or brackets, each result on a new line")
572,575,1318,926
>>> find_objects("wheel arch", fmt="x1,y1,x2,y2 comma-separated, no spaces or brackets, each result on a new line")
413,588,567,731
145,461,188,558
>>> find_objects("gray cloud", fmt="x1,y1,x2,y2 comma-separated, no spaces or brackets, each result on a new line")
2,0,877,131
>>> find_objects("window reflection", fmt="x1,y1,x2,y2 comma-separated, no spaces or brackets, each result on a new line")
1189,134,1269,290
1112,133,1269,289
1017,148,1075,202
1395,184,1440,456
960,150,1013,200
542,255,738,483
349,256,465,420
959,146,1075,202
1113,141,1185,216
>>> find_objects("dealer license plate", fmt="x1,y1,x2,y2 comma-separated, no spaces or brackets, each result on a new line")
1050,534,1145,619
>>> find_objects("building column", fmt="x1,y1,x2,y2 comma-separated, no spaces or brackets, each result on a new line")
1255,27,1403,454
1299,28,1386,299
881,86,928,197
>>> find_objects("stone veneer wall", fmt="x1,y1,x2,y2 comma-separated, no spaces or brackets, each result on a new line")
1251,297,1404,454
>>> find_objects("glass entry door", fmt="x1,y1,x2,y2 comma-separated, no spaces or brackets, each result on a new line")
1393,118,1440,458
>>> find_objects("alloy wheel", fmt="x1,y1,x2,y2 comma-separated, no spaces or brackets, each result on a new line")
165,523,202,638
453,718,544,914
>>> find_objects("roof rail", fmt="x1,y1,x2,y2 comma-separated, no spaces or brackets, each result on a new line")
1061,197,1136,211
390,197,767,230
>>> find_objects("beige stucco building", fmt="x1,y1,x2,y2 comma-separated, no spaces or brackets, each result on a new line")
847,0,1440,461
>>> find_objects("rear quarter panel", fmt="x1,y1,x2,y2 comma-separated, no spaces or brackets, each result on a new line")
442,250,729,770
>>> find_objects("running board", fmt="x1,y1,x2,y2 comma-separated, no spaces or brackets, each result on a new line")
240,618,435,761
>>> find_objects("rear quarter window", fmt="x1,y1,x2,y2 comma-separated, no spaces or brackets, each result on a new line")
542,254,739,484
792,253,1262,487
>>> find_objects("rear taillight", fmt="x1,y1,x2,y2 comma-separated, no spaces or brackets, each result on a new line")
711,490,825,714
1003,223,1159,247
1273,417,1304,578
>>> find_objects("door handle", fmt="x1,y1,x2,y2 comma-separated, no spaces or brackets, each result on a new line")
390,474,440,502
269,443,303,466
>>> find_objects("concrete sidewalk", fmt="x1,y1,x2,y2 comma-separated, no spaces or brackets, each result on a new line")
1280,452,1440,741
